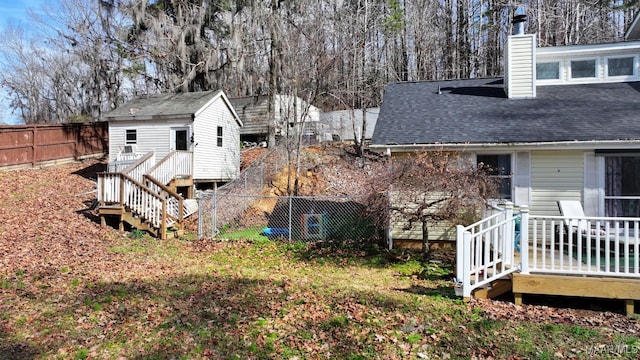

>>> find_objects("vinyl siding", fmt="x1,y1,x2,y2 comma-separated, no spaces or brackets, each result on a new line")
513,151,531,206
506,34,536,98
530,150,584,216
108,118,192,163
193,97,240,182
389,189,478,242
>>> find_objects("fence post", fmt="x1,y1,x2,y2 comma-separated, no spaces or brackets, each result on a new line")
288,196,293,242
213,188,218,237
197,191,203,238
31,126,37,167
520,205,530,274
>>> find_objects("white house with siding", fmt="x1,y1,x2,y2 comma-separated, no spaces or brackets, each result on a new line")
371,15,640,313
371,17,640,244
104,90,242,184
97,90,242,239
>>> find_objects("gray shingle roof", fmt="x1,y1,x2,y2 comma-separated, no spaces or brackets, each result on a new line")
103,90,223,120
370,78,640,146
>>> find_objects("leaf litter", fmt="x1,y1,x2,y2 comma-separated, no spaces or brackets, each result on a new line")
0,159,638,359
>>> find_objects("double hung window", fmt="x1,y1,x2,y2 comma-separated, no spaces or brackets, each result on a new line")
477,154,512,200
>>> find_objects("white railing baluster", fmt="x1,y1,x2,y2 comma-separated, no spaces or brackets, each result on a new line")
462,231,472,298
520,206,529,274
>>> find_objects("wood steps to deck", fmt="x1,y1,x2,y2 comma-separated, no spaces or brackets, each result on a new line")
98,151,198,240
473,278,513,300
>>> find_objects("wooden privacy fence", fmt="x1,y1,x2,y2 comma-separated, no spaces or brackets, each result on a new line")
0,123,107,169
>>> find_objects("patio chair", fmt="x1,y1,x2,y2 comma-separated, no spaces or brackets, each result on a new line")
557,200,605,235
557,200,634,255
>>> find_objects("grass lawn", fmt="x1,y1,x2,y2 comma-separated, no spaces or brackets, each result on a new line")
0,161,638,359
1,236,639,359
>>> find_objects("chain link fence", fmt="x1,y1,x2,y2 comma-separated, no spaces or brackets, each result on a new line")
197,192,378,242
195,145,379,242
219,145,288,196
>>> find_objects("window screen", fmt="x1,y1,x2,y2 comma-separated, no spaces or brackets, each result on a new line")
477,154,512,200
607,57,634,77
571,59,596,78
536,62,560,80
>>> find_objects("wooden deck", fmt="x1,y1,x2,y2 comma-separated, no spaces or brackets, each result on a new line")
471,247,640,316
512,273,640,316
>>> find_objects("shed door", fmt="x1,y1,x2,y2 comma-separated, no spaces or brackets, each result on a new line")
171,128,190,151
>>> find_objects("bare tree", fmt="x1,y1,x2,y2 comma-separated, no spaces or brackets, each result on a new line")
0,0,126,123
365,151,498,259
1,0,639,125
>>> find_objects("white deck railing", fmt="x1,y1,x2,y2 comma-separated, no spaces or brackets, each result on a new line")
456,204,640,298
99,152,156,202
146,151,192,187
143,175,183,226
455,202,521,298
97,150,192,233
122,152,156,183
525,215,640,277
108,152,145,172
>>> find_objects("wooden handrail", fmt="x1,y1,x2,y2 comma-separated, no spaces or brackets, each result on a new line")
144,174,185,224
118,173,160,198
98,150,192,238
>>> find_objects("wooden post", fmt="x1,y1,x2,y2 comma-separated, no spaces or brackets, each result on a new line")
178,197,184,229
119,175,125,231
514,292,523,306
31,126,37,167
625,300,635,317
161,200,167,240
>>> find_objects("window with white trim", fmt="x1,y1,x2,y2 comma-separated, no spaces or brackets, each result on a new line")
570,59,597,79
217,126,223,147
536,61,560,80
477,154,512,200
606,56,635,77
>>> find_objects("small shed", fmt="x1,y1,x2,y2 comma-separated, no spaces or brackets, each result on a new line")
103,90,243,184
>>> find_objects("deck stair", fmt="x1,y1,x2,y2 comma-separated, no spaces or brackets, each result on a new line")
97,150,196,239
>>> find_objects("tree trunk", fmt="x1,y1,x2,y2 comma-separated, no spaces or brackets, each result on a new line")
422,220,429,261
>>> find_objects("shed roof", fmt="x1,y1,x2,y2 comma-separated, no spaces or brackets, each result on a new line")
103,90,226,121
370,78,640,147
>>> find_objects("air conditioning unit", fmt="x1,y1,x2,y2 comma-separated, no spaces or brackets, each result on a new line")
123,145,136,153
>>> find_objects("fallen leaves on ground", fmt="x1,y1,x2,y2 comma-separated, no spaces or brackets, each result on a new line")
0,160,638,360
